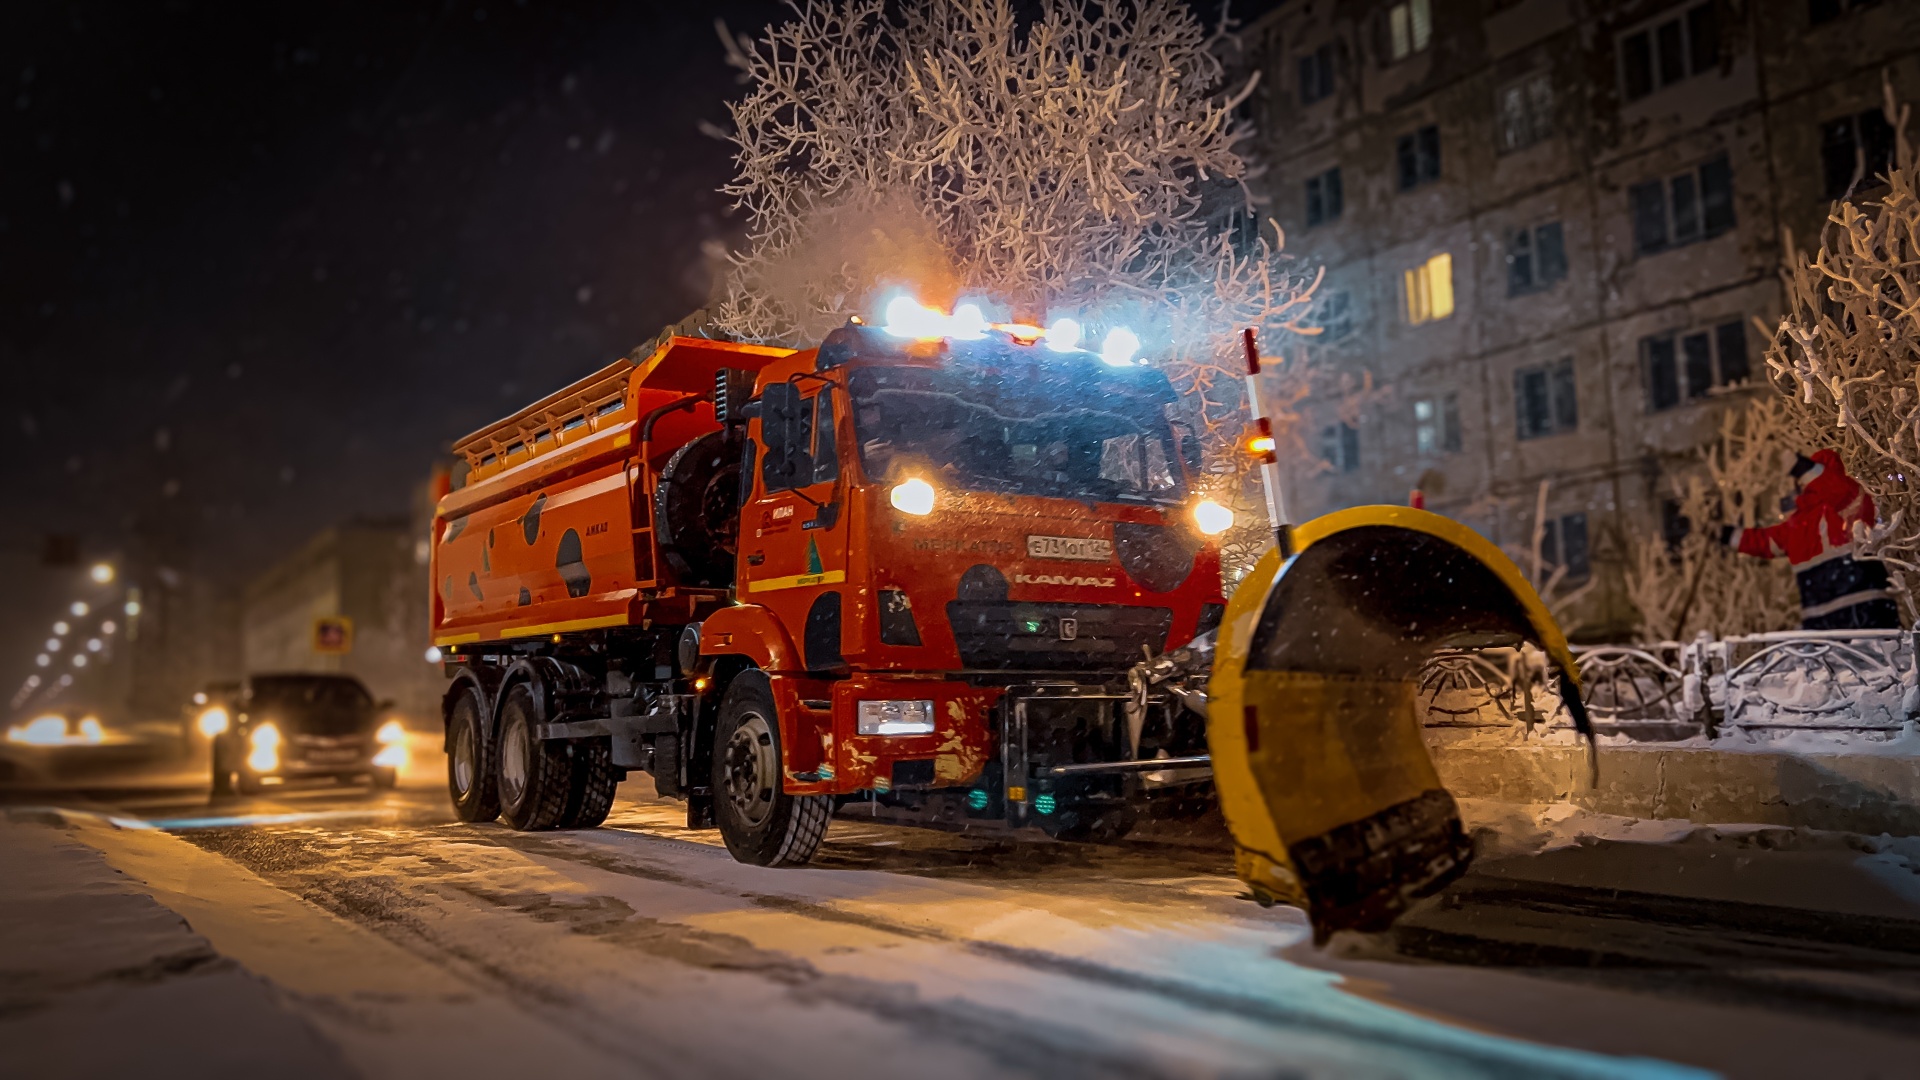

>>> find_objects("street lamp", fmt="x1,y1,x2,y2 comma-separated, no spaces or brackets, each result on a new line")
69,601,89,617
89,563,115,584
52,621,69,635
34,654,49,668
44,638,60,652
71,654,87,668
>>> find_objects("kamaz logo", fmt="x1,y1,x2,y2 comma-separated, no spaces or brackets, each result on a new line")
1013,573,1116,588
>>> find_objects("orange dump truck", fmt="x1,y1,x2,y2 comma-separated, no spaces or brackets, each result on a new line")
431,322,1229,865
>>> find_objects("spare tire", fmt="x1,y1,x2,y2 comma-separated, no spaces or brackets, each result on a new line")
655,431,742,588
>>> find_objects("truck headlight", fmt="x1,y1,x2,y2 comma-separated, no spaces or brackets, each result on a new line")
1192,499,1235,536
889,478,936,516
247,722,280,772
196,706,230,737
857,699,936,736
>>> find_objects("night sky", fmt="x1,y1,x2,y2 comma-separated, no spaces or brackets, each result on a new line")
2,0,784,588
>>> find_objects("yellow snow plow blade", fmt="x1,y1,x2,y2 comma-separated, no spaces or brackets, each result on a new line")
1209,506,1589,941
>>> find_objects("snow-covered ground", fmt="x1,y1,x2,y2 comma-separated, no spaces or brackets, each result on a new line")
7,768,1920,1079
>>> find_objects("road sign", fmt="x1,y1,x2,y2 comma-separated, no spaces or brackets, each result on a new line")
313,616,354,655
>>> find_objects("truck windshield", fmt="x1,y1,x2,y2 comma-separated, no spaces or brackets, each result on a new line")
849,363,1188,505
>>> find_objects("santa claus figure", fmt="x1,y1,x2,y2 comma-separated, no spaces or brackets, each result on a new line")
1721,449,1900,631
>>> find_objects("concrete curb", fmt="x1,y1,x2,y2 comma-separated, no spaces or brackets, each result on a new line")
1432,740,1920,835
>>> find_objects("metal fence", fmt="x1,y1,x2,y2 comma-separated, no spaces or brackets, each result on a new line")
1416,630,1920,741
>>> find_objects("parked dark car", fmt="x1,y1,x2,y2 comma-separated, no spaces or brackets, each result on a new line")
211,673,406,796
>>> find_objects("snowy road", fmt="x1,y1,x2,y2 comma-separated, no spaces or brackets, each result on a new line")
9,751,1920,1079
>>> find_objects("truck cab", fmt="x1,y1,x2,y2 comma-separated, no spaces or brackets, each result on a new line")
698,323,1226,857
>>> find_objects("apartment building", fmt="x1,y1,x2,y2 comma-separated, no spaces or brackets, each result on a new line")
1232,0,1919,636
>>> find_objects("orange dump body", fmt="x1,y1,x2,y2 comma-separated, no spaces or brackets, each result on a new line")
431,338,792,647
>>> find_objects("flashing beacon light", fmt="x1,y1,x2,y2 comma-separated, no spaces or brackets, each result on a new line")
882,296,949,339
948,303,988,340
1044,317,1081,352
1100,327,1141,367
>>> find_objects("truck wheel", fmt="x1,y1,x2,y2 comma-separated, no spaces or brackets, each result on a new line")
712,672,830,866
447,686,500,822
497,684,573,830
560,738,618,829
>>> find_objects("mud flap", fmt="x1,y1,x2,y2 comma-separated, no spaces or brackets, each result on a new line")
1209,506,1589,941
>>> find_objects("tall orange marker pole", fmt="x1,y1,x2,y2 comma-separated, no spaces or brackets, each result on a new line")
1241,327,1293,558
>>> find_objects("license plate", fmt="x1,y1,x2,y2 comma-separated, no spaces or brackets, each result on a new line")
1027,535,1113,561
308,748,361,764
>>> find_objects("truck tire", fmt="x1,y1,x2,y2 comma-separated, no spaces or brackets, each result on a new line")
655,432,741,588
560,738,618,829
712,671,830,866
446,686,500,823
496,683,573,830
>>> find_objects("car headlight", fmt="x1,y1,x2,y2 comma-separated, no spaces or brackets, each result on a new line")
78,717,104,744
247,722,280,772
889,478,936,516
857,699,936,736
376,719,406,745
196,706,230,737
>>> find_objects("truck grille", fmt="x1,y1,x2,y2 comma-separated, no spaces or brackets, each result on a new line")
945,602,1173,671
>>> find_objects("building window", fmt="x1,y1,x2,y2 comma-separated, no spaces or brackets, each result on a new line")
1314,289,1354,342
1821,108,1897,200
1320,422,1360,473
1298,42,1338,105
1515,358,1577,440
1619,3,1718,103
1540,513,1592,583
1643,321,1750,411
1387,0,1432,62
1414,394,1462,456
1496,72,1554,152
1305,167,1344,226
1810,0,1881,25
1630,155,1734,255
1508,221,1568,295
1396,124,1441,190
1403,253,1454,325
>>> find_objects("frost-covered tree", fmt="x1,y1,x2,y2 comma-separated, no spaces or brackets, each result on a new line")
1623,395,1809,641
712,0,1320,565
1766,83,1920,587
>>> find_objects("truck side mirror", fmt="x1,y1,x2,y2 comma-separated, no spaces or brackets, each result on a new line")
759,382,814,489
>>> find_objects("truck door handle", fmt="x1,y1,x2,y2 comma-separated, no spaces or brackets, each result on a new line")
747,552,765,566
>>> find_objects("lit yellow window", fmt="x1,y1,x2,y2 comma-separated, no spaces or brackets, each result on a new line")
1403,252,1454,325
